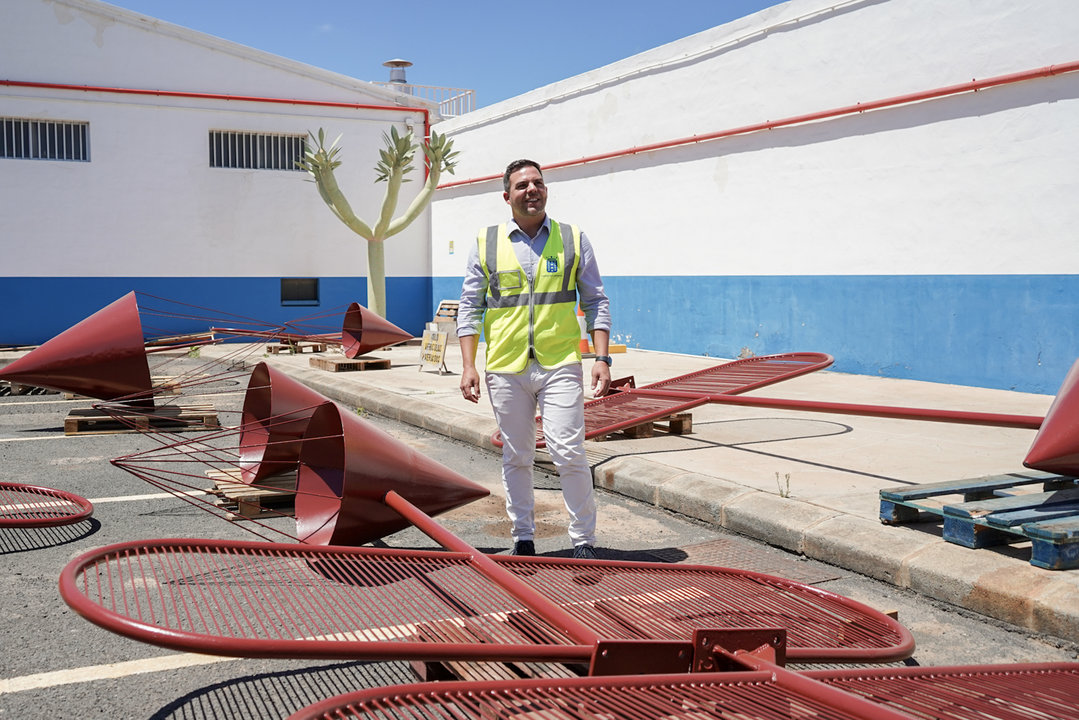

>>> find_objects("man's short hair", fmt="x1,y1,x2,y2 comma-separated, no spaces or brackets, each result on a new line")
503,159,542,192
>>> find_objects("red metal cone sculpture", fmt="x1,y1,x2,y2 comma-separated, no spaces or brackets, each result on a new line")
1024,358,1079,476
238,362,329,484
341,302,413,359
0,292,154,406
294,402,489,546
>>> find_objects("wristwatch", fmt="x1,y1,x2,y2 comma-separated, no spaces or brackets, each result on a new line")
595,355,613,366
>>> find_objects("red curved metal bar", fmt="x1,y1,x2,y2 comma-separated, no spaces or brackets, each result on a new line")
0,482,93,528
0,292,154,406
58,537,913,664
294,402,490,545
340,303,413,359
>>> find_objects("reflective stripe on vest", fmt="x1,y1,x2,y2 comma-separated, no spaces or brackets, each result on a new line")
480,221,582,373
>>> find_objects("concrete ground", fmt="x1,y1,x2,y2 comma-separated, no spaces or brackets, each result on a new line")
222,340,1079,645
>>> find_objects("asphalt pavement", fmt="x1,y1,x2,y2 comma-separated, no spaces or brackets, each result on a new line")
2,343,1079,719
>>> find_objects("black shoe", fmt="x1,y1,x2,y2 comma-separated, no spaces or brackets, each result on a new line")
510,540,535,556
572,544,597,560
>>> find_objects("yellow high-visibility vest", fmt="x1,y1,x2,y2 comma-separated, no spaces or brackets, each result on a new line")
480,221,582,373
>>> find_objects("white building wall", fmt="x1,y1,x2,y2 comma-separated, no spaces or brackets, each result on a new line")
431,0,1079,392
1,0,436,341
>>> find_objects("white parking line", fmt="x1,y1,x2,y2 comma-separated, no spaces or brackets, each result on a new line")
89,491,208,503
0,653,235,695
0,435,75,444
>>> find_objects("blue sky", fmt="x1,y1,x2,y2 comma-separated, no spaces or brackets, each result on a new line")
103,0,788,107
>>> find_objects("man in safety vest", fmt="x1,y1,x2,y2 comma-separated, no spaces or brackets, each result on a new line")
458,159,612,559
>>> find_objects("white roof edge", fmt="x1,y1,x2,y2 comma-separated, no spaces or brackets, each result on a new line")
440,0,804,130
62,0,439,113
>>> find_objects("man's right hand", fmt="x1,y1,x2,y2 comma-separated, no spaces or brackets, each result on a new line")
460,366,481,403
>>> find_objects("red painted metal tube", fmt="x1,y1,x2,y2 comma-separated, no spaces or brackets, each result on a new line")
1,79,430,138
439,60,1079,189
629,388,1044,429
383,490,602,647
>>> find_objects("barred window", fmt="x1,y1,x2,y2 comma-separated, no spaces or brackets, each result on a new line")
1,118,89,161
210,130,307,170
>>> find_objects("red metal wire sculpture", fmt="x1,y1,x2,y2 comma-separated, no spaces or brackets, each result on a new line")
0,482,93,528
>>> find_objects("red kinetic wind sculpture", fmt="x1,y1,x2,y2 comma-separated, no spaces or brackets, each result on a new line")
238,363,329,484
1024,357,1079,476
0,292,155,406
59,357,1079,719
294,402,489,545
341,302,413,358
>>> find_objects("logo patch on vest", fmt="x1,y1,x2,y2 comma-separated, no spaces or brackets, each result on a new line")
545,256,559,273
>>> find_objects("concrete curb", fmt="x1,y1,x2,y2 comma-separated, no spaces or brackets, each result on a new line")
270,360,1079,645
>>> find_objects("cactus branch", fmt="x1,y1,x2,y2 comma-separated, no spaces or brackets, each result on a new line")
299,125,460,318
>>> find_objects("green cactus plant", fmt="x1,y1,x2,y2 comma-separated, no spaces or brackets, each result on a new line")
299,126,460,318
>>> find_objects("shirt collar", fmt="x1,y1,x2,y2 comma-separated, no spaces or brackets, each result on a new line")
507,215,550,240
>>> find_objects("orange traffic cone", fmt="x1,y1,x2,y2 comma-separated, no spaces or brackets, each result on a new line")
341,303,414,359
294,401,490,546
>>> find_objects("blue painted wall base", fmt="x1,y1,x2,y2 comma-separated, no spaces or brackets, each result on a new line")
1,276,432,346
435,274,1077,394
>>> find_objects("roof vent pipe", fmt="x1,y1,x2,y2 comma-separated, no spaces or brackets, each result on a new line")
383,59,412,87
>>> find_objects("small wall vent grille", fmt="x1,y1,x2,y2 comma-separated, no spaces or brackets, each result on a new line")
2,118,89,161
209,130,307,170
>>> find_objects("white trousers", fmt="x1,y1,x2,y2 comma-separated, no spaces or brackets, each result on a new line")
486,361,597,547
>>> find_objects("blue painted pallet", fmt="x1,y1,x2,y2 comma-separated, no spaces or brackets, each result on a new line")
879,471,1079,570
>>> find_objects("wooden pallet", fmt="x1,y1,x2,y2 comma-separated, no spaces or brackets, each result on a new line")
64,404,219,435
429,299,460,344
879,471,1079,570
310,356,391,372
600,412,693,440
1,380,56,396
433,299,459,323
206,469,296,519
266,341,326,355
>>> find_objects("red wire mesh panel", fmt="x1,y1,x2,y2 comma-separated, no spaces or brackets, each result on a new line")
809,663,1079,719
291,670,859,720
494,352,835,447
0,482,94,528
59,538,911,664
289,663,1079,720
641,352,834,396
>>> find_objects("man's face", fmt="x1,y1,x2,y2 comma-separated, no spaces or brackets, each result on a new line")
504,166,547,220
